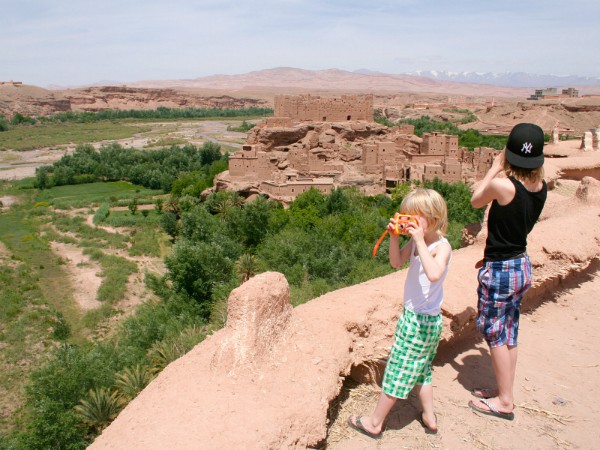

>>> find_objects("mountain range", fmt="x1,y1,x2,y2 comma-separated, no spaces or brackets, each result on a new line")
399,70,600,88
126,67,600,98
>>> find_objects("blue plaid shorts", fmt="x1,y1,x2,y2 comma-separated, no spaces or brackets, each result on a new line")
476,256,532,348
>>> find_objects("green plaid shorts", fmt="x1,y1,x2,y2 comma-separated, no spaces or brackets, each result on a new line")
382,308,443,399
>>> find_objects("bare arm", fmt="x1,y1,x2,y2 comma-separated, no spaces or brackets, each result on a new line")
388,218,412,268
407,217,451,282
471,152,507,208
413,239,452,282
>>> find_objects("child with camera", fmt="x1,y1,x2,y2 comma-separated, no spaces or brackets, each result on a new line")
348,188,452,439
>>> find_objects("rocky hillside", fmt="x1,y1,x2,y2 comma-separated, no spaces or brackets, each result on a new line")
0,84,269,117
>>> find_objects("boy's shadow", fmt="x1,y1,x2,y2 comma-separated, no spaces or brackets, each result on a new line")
436,328,496,396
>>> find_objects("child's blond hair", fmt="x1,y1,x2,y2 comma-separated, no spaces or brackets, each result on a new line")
400,188,448,235
503,160,545,183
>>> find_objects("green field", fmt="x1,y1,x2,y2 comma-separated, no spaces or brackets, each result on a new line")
35,181,162,209
0,121,152,151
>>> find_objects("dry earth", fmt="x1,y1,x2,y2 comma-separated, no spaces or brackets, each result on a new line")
89,139,600,449
49,241,102,310
329,264,600,450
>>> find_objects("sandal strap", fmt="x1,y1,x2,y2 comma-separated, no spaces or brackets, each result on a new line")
481,399,499,414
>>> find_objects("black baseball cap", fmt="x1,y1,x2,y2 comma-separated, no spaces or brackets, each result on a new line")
505,123,545,169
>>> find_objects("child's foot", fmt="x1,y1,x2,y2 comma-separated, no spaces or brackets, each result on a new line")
468,397,515,420
418,412,438,434
347,415,383,439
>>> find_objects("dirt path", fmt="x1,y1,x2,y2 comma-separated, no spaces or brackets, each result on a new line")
329,261,600,449
49,241,103,310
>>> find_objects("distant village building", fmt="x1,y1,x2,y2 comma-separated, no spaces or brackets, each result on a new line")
274,94,374,122
0,81,23,87
528,87,579,100
222,94,500,202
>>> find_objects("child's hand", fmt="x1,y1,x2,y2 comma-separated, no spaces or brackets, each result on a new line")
490,151,505,176
407,216,425,242
387,216,398,234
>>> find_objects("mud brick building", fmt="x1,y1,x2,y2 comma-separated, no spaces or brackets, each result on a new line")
274,94,373,122
222,94,499,202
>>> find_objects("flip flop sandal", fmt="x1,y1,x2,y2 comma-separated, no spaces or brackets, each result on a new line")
347,416,383,440
469,399,515,421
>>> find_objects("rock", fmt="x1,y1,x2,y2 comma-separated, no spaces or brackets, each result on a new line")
576,176,600,205
215,272,292,368
580,131,593,151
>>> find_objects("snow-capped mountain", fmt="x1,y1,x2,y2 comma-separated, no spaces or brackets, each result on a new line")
403,70,600,88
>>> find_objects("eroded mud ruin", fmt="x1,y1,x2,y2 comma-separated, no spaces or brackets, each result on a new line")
220,94,499,202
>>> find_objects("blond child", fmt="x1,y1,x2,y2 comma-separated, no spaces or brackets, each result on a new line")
348,188,452,438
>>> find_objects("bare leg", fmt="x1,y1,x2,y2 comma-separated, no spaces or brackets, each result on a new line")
415,384,437,430
349,392,397,435
485,344,517,412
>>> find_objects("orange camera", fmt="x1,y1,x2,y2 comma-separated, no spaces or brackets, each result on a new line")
391,213,418,236
372,213,418,256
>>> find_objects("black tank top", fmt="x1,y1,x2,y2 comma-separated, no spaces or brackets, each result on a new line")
484,176,547,260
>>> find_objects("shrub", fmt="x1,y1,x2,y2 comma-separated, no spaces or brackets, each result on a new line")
93,203,110,224
114,365,154,401
74,387,123,433
147,326,205,373
52,311,71,341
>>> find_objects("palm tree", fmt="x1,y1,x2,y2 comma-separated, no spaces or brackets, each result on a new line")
114,365,154,401
214,198,232,223
234,253,260,284
147,326,206,374
74,387,122,432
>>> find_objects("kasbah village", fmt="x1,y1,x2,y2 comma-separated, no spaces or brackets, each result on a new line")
218,92,600,203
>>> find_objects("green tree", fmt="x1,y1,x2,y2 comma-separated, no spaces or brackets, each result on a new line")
154,198,164,214
160,211,179,239
326,187,350,215
0,114,9,131
179,205,219,242
234,196,274,247
199,141,222,166
165,241,233,315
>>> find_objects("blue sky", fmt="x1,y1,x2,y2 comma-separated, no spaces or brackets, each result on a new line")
1,0,598,87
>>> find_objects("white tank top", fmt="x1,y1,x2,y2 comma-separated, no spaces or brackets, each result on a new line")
403,237,450,316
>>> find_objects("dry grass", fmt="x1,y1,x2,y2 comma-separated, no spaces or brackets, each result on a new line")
326,380,381,444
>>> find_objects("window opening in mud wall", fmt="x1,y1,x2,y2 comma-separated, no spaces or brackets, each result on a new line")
323,116,327,121
347,115,351,120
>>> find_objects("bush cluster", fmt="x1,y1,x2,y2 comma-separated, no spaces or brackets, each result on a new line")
375,113,508,150
162,181,482,315
34,141,225,192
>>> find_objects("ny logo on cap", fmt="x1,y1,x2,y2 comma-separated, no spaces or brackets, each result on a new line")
521,142,533,154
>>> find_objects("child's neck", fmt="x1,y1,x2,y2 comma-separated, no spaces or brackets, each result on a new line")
423,230,440,246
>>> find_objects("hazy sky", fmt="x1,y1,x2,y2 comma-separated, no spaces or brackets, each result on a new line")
2,0,598,87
